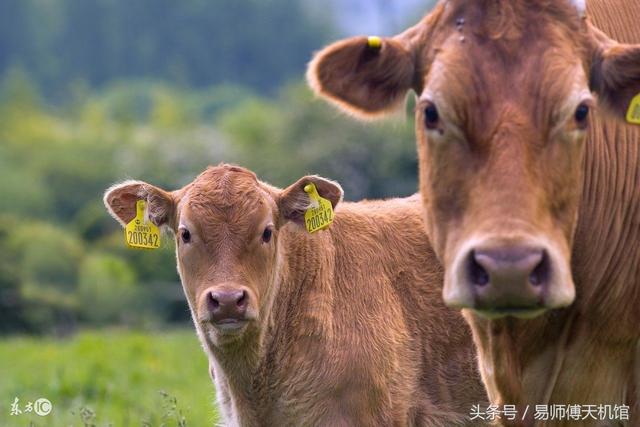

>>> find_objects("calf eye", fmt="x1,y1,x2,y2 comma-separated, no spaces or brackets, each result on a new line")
261,226,273,244
424,103,440,130
180,228,191,244
574,103,590,127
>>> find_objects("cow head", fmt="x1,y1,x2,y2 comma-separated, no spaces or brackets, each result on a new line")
308,0,640,318
104,165,343,347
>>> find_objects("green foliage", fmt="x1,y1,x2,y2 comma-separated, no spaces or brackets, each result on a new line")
220,83,418,200
77,254,137,325
0,71,419,334
0,329,216,426
10,222,83,294
0,0,334,99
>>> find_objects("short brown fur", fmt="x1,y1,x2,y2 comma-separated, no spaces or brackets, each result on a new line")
104,164,488,426
309,0,640,425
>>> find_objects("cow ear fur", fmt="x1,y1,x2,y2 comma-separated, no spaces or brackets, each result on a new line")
104,180,176,229
307,36,417,119
278,176,344,226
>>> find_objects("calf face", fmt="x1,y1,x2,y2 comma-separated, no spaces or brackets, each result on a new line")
104,165,342,346
308,0,640,318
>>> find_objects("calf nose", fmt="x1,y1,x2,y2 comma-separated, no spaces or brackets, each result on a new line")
207,289,247,322
467,246,550,310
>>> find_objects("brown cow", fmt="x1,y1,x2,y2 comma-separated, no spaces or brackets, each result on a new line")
308,0,640,425
104,164,487,426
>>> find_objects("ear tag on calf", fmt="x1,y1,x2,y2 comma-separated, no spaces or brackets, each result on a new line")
303,183,334,233
626,93,640,125
367,36,382,49
125,200,161,249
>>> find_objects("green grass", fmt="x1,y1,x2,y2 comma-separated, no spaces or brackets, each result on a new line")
0,329,219,426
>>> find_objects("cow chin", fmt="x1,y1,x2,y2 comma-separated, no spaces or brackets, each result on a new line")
442,234,576,318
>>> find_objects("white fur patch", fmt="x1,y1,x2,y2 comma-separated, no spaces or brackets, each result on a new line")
569,0,586,16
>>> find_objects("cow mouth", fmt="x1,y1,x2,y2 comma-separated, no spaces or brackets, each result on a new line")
474,306,547,319
213,318,249,332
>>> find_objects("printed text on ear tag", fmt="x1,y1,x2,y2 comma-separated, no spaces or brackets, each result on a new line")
627,93,640,125
125,200,161,249
303,183,334,233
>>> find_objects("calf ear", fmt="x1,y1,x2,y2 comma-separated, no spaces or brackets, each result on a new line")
103,180,176,229
278,176,344,226
307,36,418,118
589,27,640,121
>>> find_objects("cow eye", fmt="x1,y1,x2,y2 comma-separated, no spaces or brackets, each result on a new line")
261,226,273,244
424,103,440,130
574,103,590,127
180,228,191,244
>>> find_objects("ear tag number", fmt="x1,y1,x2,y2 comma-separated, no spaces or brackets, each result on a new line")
303,183,334,233
125,200,161,249
627,93,640,125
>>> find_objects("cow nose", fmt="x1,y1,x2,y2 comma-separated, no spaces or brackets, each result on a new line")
207,289,248,322
467,246,550,311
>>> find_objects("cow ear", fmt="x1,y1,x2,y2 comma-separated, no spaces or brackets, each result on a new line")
307,35,418,119
589,27,640,121
278,176,344,226
103,180,176,229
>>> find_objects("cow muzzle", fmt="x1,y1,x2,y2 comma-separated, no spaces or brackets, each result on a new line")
444,236,575,318
198,285,254,332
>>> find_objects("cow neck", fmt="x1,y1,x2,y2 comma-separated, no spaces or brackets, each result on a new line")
484,111,640,413
213,226,335,422
472,309,574,411
206,322,262,426
572,113,640,335
262,225,336,364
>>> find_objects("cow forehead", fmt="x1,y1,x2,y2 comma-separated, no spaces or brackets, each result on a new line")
422,5,589,134
179,166,273,242
443,0,584,30
425,41,587,108
429,0,587,71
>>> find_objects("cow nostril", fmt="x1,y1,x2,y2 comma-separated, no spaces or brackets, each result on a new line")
469,250,490,287
529,251,550,286
236,290,247,308
207,292,220,311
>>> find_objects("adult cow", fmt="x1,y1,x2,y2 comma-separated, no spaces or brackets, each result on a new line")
104,164,487,426
308,0,640,425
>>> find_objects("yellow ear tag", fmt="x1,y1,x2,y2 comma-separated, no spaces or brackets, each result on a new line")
303,183,334,233
125,200,161,249
367,36,382,49
626,93,640,125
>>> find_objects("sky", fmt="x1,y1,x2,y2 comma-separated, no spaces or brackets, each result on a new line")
329,0,435,36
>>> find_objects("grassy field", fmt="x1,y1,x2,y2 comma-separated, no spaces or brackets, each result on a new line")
0,329,219,426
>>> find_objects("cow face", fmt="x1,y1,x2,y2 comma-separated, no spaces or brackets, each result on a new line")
104,165,343,347
308,0,640,318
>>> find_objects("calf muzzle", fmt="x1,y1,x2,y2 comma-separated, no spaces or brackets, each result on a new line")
201,287,249,328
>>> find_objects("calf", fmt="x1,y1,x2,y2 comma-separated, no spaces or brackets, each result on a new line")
104,164,487,426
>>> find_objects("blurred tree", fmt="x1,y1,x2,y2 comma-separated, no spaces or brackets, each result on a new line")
0,216,29,333
77,253,137,325
0,0,334,100
10,222,83,294
219,83,418,200
0,67,420,334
